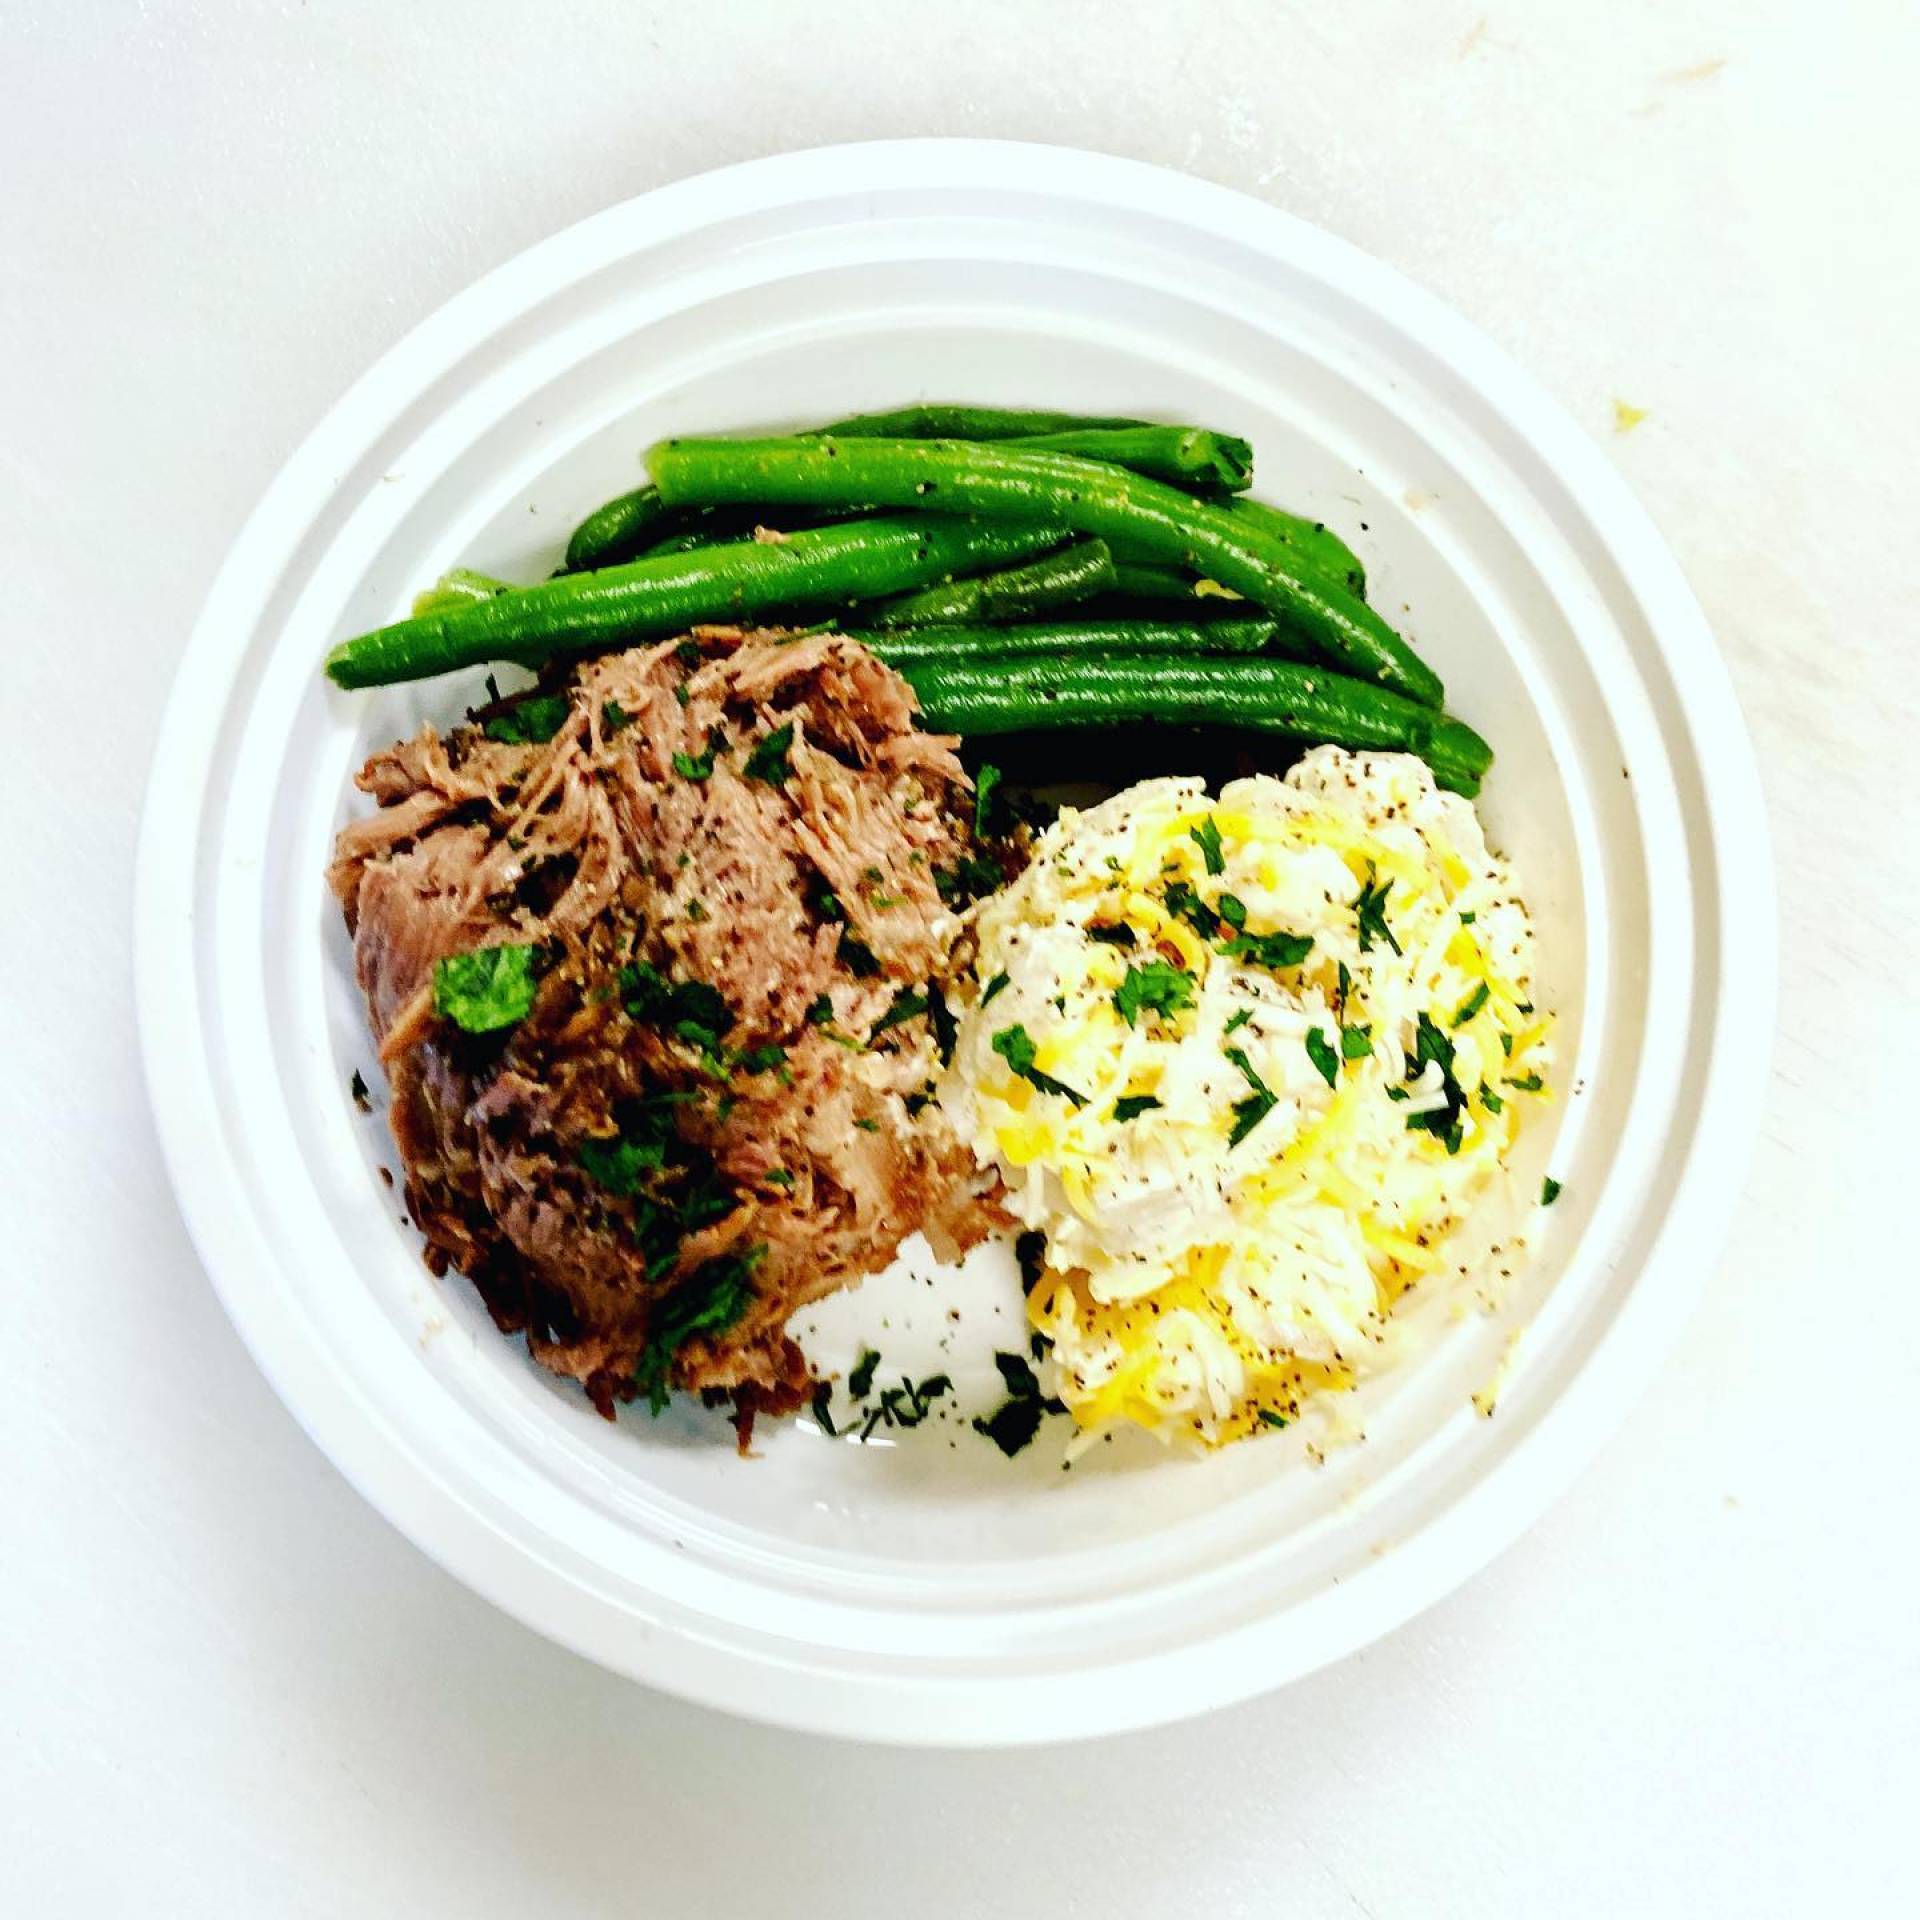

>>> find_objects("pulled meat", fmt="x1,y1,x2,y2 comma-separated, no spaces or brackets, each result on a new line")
329,630,1003,1433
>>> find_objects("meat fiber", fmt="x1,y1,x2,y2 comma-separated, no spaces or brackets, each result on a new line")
329,630,1005,1435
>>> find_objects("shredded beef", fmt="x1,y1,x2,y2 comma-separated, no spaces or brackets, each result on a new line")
330,629,1005,1435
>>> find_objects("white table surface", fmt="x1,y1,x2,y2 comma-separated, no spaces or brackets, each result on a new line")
7,3,1916,1913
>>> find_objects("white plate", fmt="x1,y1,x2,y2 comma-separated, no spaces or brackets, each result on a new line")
136,140,1773,1746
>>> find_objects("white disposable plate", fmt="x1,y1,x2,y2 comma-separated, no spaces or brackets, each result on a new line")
136,140,1772,1746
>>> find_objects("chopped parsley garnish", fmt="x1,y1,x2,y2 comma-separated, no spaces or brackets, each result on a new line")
348,1069,371,1110
848,1348,881,1400
974,1396,1046,1458
731,1043,786,1075
972,1347,1063,1458
1189,815,1226,875
1336,958,1353,1013
1340,1024,1372,1060
576,1126,670,1195
1225,1045,1277,1146
433,943,539,1033
1086,921,1136,948
928,983,957,1065
1223,1008,1254,1035
618,960,732,1054
852,1116,879,1132
804,993,834,1025
1113,959,1195,1027
1403,1012,1467,1154
1015,1230,1048,1296
634,1245,762,1414
742,720,795,786
671,728,726,780
601,699,633,736
672,682,690,709
857,1372,954,1439
1541,1176,1563,1206
763,1167,795,1187
973,761,1003,837
1451,982,1491,1028
1257,1409,1289,1430
1220,927,1314,971
1216,892,1248,931
870,988,930,1037
837,932,881,978
1505,1071,1544,1092
1458,909,1477,925
810,1384,837,1435
994,1350,1040,1398
572,1094,712,1274
1352,866,1402,955
1412,1010,1457,1079
934,851,1003,903
1305,1027,1339,1088
1478,1084,1505,1113
991,1024,1086,1106
1161,880,1218,938
483,695,569,745
1113,1094,1163,1122
980,970,1011,1006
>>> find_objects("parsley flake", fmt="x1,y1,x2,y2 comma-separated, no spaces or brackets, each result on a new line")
1305,1027,1339,1088
1221,927,1314,970
743,720,795,786
974,762,1003,837
1113,1094,1163,1122
991,1025,1086,1107
1353,867,1402,955
1225,1045,1277,1146
671,728,726,780
1113,959,1195,1027
1189,815,1226,875
433,943,539,1033
618,960,732,1054
483,695,569,745
1541,1176,1563,1206
1452,982,1491,1027
633,1246,762,1414
1340,1024,1372,1060
870,988,930,1037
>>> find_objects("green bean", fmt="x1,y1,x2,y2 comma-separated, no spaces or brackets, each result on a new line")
821,408,1249,492
1107,561,1246,607
563,485,680,571
858,538,1113,629
896,654,1490,795
325,516,1066,689
633,504,889,560
819,405,1150,439
863,617,1289,669
410,569,511,618
1227,498,1367,597
1007,428,1249,492
647,437,1443,707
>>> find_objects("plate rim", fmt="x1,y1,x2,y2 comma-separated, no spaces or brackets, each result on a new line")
134,137,1776,1745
